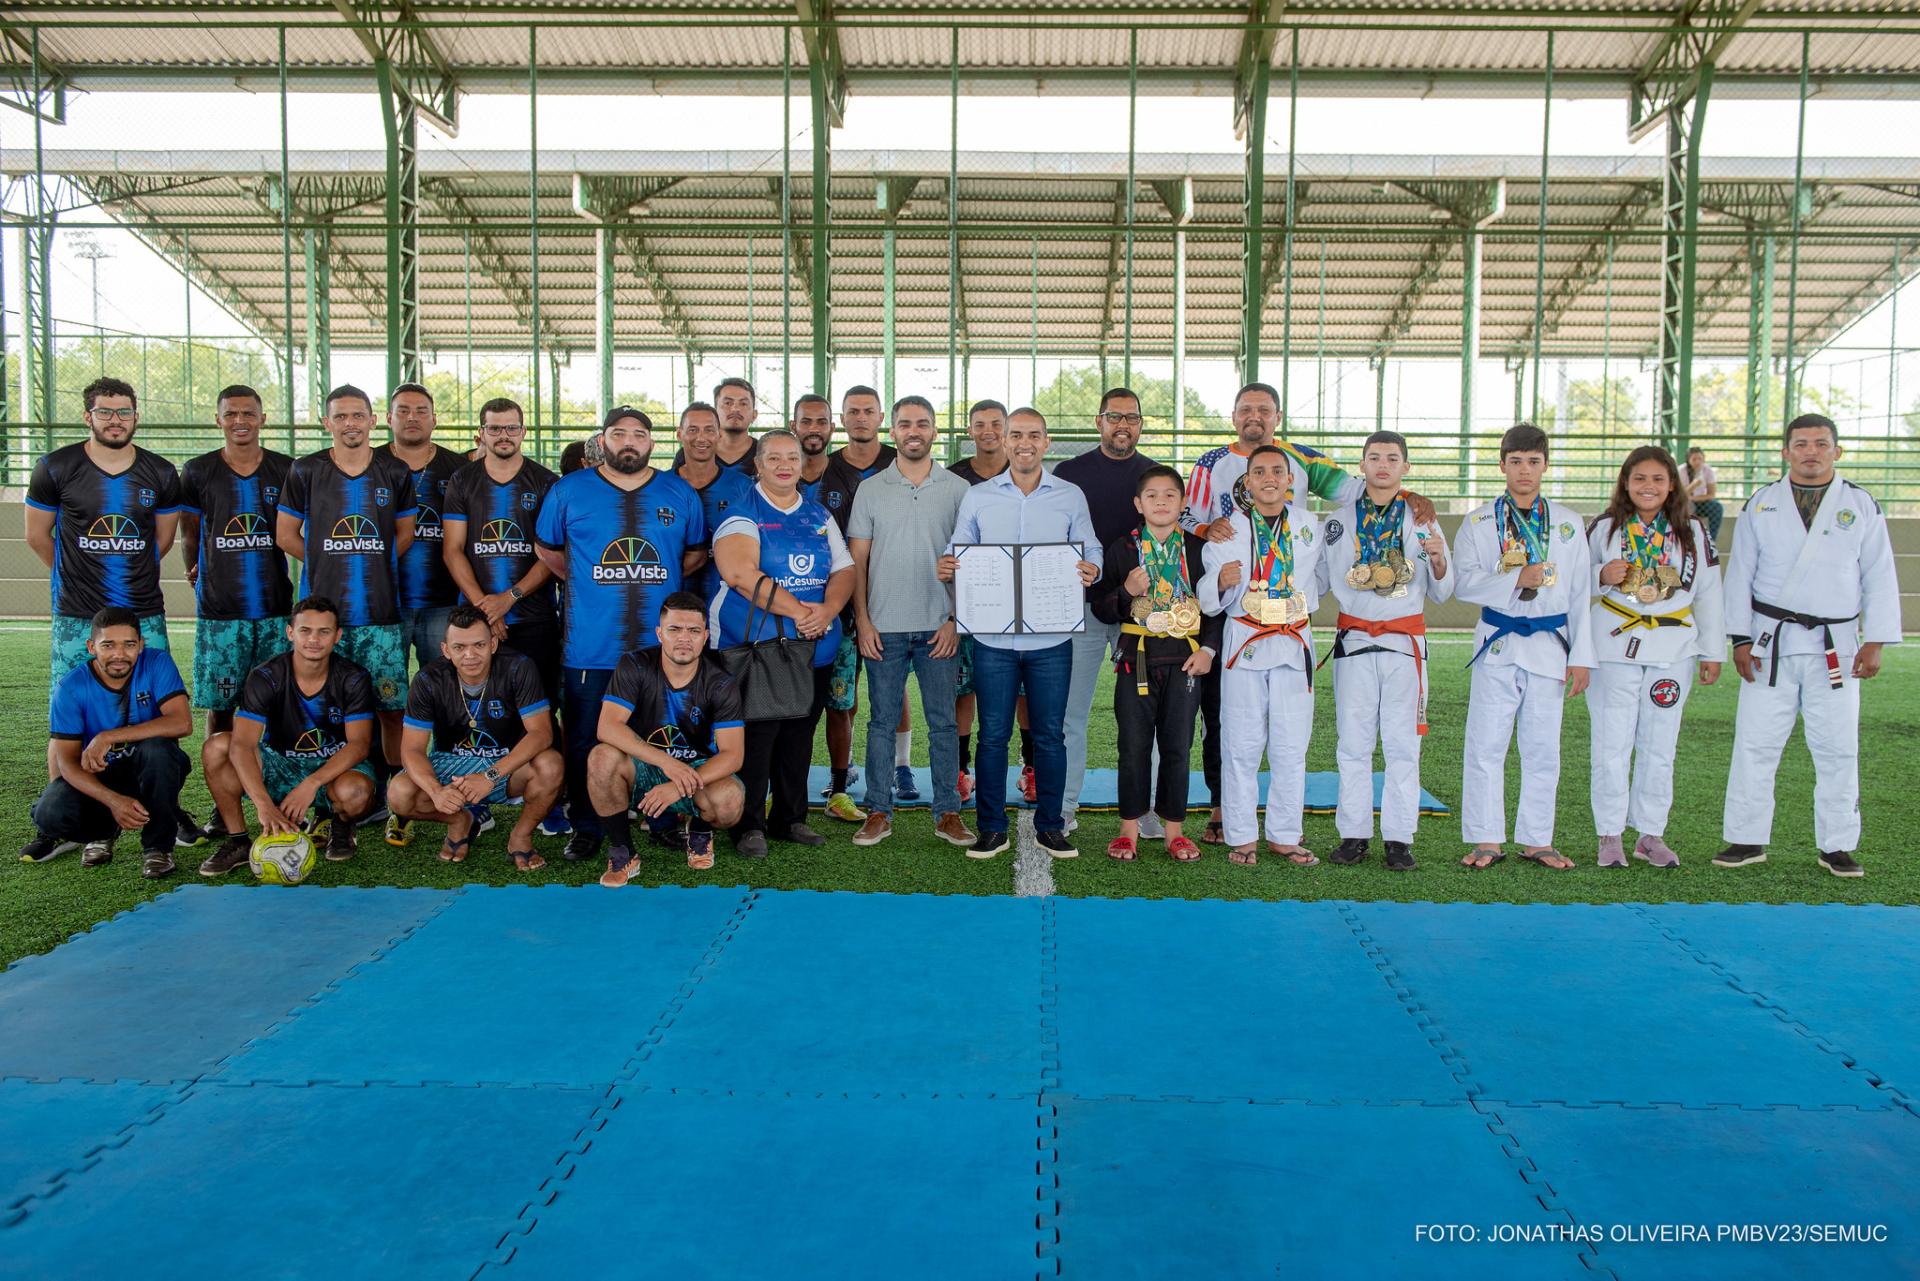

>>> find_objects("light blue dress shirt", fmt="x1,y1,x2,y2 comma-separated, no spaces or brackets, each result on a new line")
947,466,1102,652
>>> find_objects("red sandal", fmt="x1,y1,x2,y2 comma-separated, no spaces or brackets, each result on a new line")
1106,837,1137,861
1167,836,1201,862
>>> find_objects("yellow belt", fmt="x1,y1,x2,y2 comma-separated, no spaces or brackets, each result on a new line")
1600,596,1693,636
1119,623,1198,696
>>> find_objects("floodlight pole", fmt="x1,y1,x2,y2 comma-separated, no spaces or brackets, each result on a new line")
1783,31,1810,417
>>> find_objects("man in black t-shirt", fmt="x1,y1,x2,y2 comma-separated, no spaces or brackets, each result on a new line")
586,592,745,887
25,375,184,696
389,606,562,871
200,596,378,869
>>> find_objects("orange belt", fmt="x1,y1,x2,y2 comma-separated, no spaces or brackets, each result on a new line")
1227,616,1313,688
1332,611,1430,736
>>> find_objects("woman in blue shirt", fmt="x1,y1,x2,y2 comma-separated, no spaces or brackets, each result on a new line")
711,430,854,859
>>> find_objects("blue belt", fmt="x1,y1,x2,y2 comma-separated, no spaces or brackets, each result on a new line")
1467,607,1570,667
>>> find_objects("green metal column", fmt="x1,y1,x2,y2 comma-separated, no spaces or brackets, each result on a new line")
550,350,561,427
782,38,793,413
879,178,898,406
1529,31,1553,421
303,226,332,418
1123,28,1137,380
1238,56,1269,384
1745,234,1775,480
374,58,421,392
946,26,959,453
462,229,472,420
182,231,194,414
1458,224,1482,492
278,26,295,429
1030,237,1039,403
596,227,616,416
1172,210,1188,452
1373,357,1385,432
808,56,832,394
1782,32,1811,417
528,26,541,427
25,26,54,431
1314,236,1326,432
1278,29,1299,417
1654,64,1712,454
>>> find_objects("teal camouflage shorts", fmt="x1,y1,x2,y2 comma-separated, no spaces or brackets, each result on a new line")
193,616,290,712
955,634,975,698
826,631,862,713
633,756,710,819
260,747,377,809
336,623,409,711
50,613,171,713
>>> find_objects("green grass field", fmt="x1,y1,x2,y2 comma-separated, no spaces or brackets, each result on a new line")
2,626,1911,966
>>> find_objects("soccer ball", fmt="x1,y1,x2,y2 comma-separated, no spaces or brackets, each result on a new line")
249,831,318,885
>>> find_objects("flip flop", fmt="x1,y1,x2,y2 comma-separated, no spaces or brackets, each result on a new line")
1269,843,1319,867
1199,821,1227,846
1463,847,1506,870
439,831,475,863
1228,845,1258,866
510,848,545,872
1519,847,1574,870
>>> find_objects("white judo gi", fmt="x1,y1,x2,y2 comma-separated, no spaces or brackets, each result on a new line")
1453,496,1595,848
1200,501,1324,848
1721,473,1901,852
1314,501,1453,843
1583,514,1725,838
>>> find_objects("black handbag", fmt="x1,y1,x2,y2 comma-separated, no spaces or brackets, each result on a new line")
713,574,818,721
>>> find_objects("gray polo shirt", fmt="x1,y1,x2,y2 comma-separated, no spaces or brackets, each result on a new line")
847,460,970,634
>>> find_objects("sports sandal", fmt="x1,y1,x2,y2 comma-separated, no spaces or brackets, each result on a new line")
1167,836,1202,862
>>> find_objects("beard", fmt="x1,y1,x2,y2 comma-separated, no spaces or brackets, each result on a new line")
90,426,133,449
607,446,652,474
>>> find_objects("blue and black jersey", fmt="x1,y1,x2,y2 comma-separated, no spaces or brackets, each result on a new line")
603,646,743,764
402,652,549,759
805,444,895,535
442,456,559,628
179,448,294,621
678,465,754,601
710,484,851,666
377,443,465,610
49,648,188,752
26,442,183,619
279,449,416,628
535,467,706,671
236,651,377,762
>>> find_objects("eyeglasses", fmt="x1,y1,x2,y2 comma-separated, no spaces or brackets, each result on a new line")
89,407,137,422
480,423,526,435
1099,412,1142,427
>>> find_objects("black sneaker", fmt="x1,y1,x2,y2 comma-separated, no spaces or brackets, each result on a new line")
1036,829,1077,859
1384,841,1417,872
967,830,1010,860
1712,844,1767,868
781,822,826,847
325,821,357,862
173,808,208,848
648,815,688,850
563,833,603,863
1330,837,1370,866
19,832,78,863
733,830,769,860
1818,849,1864,879
199,833,253,878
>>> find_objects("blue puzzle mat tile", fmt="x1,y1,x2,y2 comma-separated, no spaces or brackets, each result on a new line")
1347,902,1890,1109
1499,1103,1920,1279
0,1080,185,1224
1051,897,1466,1102
497,1089,1037,1280
1639,904,1920,1096
815,765,1448,814
634,891,1042,1095
0,887,457,1082
225,886,751,1086
1053,1097,1589,1280
0,1082,603,1279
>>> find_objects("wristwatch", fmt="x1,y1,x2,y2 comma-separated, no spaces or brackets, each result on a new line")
482,765,503,783
508,586,524,602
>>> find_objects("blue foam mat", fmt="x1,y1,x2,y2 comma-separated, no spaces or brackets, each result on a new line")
633,892,1043,1095
225,886,750,1087
0,1080,184,1224
500,1091,1038,1280
0,887,456,1082
808,765,1450,813
1050,897,1465,1102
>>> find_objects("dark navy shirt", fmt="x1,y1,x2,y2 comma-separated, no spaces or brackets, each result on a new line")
377,444,465,611
402,652,550,759
27,442,184,619
179,448,294,621
279,449,417,627
49,648,188,757
443,456,560,628
236,652,377,762
603,647,743,764
678,465,755,602
806,445,896,535
535,467,706,671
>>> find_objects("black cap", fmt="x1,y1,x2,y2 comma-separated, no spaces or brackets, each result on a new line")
603,405,653,430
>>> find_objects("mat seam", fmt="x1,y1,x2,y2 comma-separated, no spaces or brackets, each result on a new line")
1036,897,1061,1276
471,886,760,1276
1336,902,1620,1280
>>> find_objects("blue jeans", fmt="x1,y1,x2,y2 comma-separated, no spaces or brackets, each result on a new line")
563,666,614,839
399,605,453,672
862,631,961,818
972,639,1071,833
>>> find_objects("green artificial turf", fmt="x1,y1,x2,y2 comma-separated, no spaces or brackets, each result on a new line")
1,626,1911,966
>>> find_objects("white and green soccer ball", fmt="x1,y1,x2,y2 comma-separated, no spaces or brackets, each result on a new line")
249,831,318,885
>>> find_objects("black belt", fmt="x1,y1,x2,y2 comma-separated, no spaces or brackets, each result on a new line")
1751,598,1856,689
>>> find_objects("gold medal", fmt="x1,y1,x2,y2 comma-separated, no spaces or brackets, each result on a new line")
1390,549,1413,585
1286,594,1310,624
1656,564,1681,589
1621,564,1642,592
1500,547,1526,570
1129,597,1152,623
1170,599,1201,633
1346,564,1371,590
1539,562,1557,587
1636,582,1661,605
1369,562,1395,590
1145,610,1171,635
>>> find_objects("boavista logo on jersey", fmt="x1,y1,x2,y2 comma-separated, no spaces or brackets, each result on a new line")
414,503,443,542
474,518,534,558
324,514,386,553
214,511,275,552
80,513,145,554
285,726,338,761
594,535,669,584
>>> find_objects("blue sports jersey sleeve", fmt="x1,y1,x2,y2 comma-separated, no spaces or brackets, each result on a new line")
47,669,87,739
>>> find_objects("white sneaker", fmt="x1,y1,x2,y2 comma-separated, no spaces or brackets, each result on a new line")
1137,813,1166,840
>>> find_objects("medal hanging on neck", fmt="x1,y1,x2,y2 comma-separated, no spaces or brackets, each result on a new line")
1499,494,1554,591
1139,529,1197,636
1623,514,1668,605
462,682,486,731
1348,492,1409,596
1251,507,1299,624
